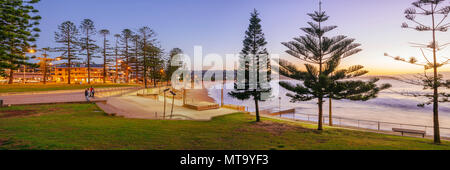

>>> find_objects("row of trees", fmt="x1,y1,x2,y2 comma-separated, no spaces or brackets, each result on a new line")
1,0,182,86
53,20,182,87
231,0,448,145
230,5,391,127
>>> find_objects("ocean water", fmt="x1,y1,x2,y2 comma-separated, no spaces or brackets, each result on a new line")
207,75,450,136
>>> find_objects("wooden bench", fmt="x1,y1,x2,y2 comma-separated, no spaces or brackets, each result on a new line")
392,128,426,138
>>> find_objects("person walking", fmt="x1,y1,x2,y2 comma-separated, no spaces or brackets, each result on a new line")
85,88,90,102
89,86,93,97
91,87,95,98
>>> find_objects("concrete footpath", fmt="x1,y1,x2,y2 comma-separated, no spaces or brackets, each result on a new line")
98,96,238,121
0,91,105,106
0,87,140,106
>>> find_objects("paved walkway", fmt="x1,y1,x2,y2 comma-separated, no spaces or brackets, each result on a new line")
0,87,140,106
100,96,238,121
0,91,105,105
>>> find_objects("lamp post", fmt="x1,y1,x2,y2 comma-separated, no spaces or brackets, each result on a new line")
170,91,176,119
29,48,62,84
22,48,38,84
160,69,164,87
23,65,26,84
279,97,282,117
115,59,123,83
35,54,61,84
163,88,170,119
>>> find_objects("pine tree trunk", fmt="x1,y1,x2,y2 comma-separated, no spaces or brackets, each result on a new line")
86,32,91,84
103,37,106,84
115,55,118,83
431,5,440,144
144,58,147,88
318,97,323,131
8,43,15,84
329,96,332,126
43,62,47,85
125,43,129,83
8,69,13,84
67,38,71,85
318,9,324,131
254,97,260,122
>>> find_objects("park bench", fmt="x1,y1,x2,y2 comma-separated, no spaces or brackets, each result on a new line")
392,128,426,138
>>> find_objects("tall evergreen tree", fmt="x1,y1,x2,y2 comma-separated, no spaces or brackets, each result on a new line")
384,0,450,144
79,19,99,84
138,26,157,88
99,29,113,83
121,29,133,83
166,48,183,85
113,34,121,83
279,1,390,130
0,0,41,83
54,21,80,84
131,34,141,83
147,45,164,87
229,9,272,122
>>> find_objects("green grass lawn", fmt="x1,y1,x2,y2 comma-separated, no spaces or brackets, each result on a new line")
0,104,449,150
0,84,139,93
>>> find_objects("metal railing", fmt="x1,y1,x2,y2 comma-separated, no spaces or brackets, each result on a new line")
263,108,450,138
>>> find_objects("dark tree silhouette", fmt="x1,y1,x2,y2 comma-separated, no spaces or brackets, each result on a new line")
279,1,390,130
54,21,80,84
138,26,157,88
99,29,113,83
384,0,450,144
0,0,41,83
229,9,272,122
147,45,164,87
79,19,99,84
121,29,133,83
113,34,121,83
166,48,183,85
131,34,141,83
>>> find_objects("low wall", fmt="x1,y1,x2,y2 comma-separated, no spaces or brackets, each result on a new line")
184,102,220,111
222,104,246,112
268,108,296,116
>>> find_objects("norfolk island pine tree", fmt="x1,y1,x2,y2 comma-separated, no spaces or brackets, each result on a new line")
385,0,450,144
278,1,390,130
229,9,272,122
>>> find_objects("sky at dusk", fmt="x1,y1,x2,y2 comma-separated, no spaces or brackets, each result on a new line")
34,0,450,75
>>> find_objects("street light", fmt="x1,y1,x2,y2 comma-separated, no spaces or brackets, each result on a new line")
279,97,282,117
163,88,170,119
22,48,37,84
169,91,176,119
28,48,36,54
34,50,60,84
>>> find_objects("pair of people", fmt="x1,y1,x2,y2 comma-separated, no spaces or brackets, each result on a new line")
84,86,95,102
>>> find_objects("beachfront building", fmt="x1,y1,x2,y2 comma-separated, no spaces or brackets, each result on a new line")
0,66,45,84
53,64,105,84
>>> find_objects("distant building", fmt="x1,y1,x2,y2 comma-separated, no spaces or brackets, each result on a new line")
0,66,44,84
53,64,105,83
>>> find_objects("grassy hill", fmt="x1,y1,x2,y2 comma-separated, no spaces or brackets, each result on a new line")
0,103,448,150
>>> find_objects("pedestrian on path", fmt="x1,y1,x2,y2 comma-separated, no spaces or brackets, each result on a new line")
89,86,93,97
85,88,90,102
91,87,95,98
